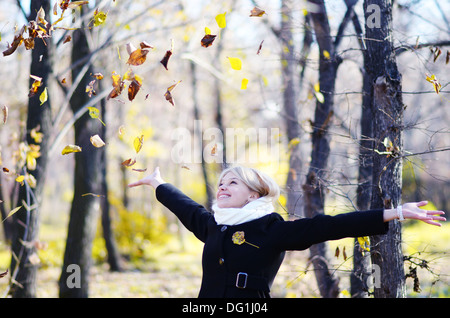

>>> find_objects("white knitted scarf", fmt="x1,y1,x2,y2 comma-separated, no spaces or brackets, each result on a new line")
212,196,274,226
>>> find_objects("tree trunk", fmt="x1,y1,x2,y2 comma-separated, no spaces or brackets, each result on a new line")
302,0,340,298
9,0,53,298
59,27,102,298
351,66,373,298
364,0,406,298
99,96,123,272
281,0,304,218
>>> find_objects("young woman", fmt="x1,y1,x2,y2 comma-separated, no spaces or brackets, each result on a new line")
128,165,446,298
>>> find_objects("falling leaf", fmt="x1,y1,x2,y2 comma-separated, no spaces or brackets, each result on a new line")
30,126,43,143
62,144,82,155
93,72,104,80
81,193,105,197
205,27,211,35
0,269,8,279
211,143,218,156
86,80,96,97
132,168,147,172
201,34,217,48
2,105,7,124
140,41,153,50
127,48,149,66
425,74,442,94
2,25,25,56
215,12,227,28
256,40,264,55
93,10,107,27
39,87,48,105
133,135,144,153
121,158,136,167
87,106,106,126
15,175,25,185
164,80,182,106
431,47,441,63
228,57,242,70
323,50,330,59
90,134,105,148
128,76,142,101
63,35,71,44
160,50,172,70
250,7,266,17
29,75,42,97
107,72,125,99
240,78,249,90
2,206,22,223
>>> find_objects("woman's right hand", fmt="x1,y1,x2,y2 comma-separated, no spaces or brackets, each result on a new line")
128,166,165,189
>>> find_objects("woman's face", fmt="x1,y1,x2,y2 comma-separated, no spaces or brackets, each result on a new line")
216,172,259,208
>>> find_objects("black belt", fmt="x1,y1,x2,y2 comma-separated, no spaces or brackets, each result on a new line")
226,272,269,293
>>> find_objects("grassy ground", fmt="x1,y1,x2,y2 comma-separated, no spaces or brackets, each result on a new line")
0,221,448,298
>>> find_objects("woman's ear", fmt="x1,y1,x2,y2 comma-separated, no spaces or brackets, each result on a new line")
248,192,260,202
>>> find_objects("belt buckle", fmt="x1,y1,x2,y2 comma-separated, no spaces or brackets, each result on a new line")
236,272,248,289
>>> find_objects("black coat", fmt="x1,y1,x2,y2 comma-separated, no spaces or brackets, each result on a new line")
156,183,388,298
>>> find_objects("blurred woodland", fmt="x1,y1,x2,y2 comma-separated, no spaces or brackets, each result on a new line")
0,0,449,298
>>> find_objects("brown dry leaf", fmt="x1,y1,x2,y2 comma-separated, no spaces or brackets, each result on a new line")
128,77,142,101
257,40,264,55
127,48,149,66
107,72,124,100
2,105,8,124
29,75,43,97
250,7,266,17
121,158,136,167
201,34,217,48
164,80,181,106
160,50,172,70
2,25,25,56
140,41,153,49
0,269,8,279
63,35,72,44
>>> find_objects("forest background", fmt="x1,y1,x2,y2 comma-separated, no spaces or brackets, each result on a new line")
0,0,449,298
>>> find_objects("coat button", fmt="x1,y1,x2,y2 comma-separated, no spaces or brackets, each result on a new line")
219,258,225,265
221,225,227,232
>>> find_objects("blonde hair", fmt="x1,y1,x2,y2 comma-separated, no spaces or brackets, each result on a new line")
217,165,280,200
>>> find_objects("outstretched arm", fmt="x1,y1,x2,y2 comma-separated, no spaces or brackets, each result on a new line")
383,201,446,226
128,166,165,189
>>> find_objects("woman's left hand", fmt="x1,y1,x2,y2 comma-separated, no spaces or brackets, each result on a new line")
401,201,447,226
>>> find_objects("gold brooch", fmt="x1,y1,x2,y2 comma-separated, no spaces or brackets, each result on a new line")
232,231,259,248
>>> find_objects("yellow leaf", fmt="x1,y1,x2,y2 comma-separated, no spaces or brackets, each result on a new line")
323,50,330,59
87,106,106,126
205,26,211,35
228,57,242,70
62,144,82,155
39,87,48,105
93,10,107,27
15,175,25,183
314,82,320,92
2,206,22,223
240,78,249,90
134,135,144,153
215,12,226,28
357,236,370,255
90,134,105,148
